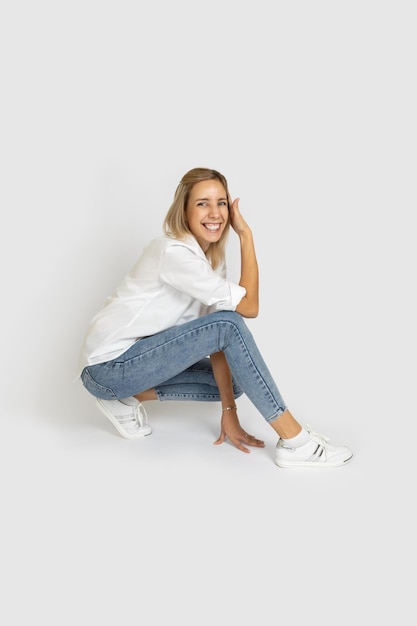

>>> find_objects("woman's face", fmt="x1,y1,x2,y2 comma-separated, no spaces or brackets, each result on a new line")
185,179,229,252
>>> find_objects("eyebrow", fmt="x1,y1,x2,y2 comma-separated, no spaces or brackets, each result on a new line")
195,196,228,202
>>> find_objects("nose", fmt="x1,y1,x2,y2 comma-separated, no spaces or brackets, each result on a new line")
208,203,221,218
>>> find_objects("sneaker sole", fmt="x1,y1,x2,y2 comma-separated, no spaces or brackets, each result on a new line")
276,453,353,468
96,399,152,440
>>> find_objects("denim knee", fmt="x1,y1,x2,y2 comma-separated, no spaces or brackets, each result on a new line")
80,367,118,400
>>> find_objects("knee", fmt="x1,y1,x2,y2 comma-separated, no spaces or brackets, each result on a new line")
205,310,249,344
211,310,245,326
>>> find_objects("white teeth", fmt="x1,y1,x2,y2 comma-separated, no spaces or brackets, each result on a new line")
204,224,220,231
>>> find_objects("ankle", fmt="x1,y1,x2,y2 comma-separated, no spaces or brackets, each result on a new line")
134,389,157,402
282,427,310,447
271,409,303,439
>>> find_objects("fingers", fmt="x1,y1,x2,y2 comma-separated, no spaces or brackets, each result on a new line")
243,433,265,448
231,197,240,211
235,432,265,452
229,198,240,221
213,431,226,446
214,431,265,453
232,434,264,453
235,442,251,454
229,198,251,237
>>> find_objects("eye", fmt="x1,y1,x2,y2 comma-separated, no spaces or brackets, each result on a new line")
197,202,207,207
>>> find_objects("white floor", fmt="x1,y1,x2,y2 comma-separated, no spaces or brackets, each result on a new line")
2,374,414,625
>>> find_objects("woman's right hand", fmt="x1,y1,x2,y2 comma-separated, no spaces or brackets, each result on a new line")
213,408,265,454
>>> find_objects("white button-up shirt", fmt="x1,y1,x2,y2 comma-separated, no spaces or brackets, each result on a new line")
78,234,246,373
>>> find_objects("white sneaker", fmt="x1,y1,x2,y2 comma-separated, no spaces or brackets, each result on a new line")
275,425,353,468
96,398,152,439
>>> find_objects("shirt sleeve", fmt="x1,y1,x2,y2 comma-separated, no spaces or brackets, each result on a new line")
160,241,246,311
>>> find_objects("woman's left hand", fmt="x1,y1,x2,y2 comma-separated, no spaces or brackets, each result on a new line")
229,197,252,236
213,409,265,453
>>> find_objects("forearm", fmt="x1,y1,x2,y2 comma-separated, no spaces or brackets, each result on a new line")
236,229,259,318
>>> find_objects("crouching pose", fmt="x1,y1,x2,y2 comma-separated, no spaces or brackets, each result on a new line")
79,167,353,468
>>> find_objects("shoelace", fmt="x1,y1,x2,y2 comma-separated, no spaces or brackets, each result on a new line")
134,403,148,428
305,424,333,461
116,404,148,430
306,424,330,446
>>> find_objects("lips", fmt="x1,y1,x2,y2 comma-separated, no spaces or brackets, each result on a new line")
203,223,222,231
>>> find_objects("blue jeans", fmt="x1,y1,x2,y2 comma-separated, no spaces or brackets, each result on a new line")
81,311,287,423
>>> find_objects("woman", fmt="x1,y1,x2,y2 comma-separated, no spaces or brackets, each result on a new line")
79,167,353,468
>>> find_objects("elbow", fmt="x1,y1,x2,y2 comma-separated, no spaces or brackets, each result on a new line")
236,301,259,318
246,306,259,318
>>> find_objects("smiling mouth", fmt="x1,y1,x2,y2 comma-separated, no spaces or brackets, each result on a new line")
203,223,222,231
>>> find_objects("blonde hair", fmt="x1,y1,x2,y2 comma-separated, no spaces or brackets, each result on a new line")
163,167,231,270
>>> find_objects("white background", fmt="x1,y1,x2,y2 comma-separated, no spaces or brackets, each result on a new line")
1,1,416,624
